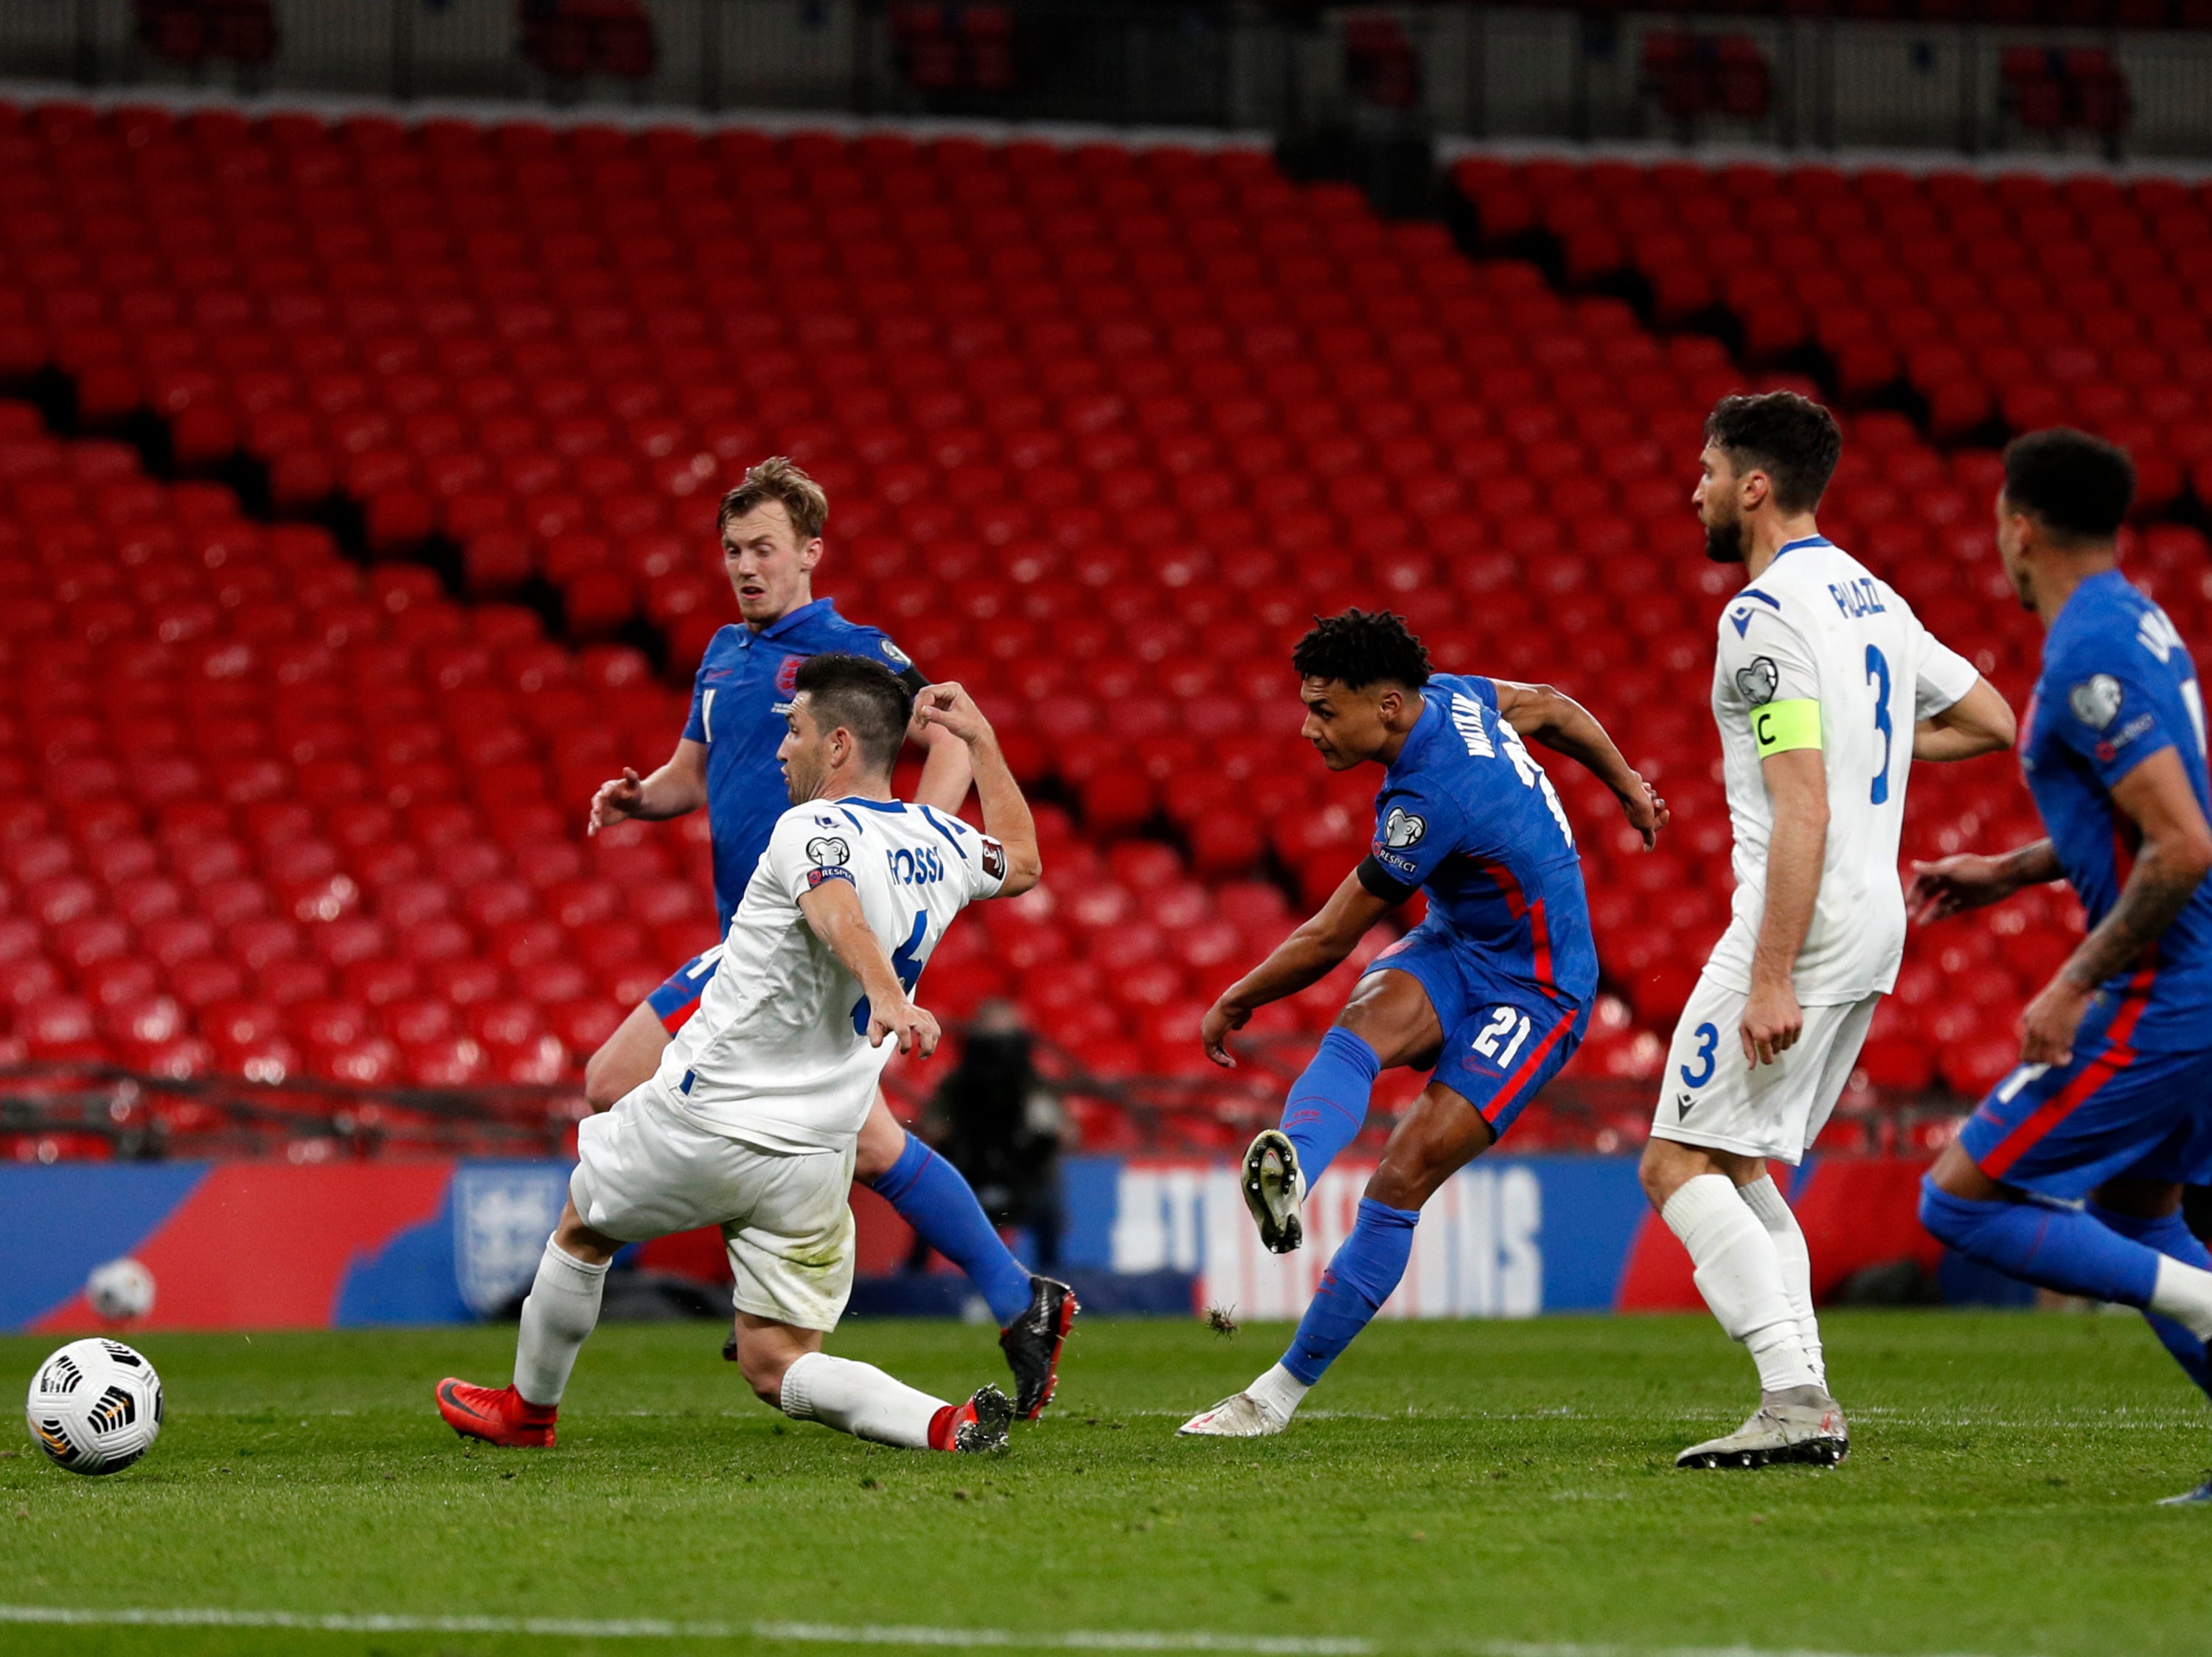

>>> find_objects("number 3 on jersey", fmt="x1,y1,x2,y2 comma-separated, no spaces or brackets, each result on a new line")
1472,1005,1532,1068
1865,645,1893,806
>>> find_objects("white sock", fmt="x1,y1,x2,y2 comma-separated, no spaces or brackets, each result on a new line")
779,1351,947,1449
2150,1257,2212,1341
1738,1175,1825,1390
1661,1173,1819,1396
1247,1363,1310,1425
512,1239,608,1408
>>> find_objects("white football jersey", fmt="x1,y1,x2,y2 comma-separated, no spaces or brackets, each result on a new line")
653,797,1008,1153
1703,535,1980,1004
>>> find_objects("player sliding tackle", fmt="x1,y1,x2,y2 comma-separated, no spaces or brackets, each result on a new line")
1180,608,1666,1437
1645,393,2014,1470
1910,431,2212,1507
437,659,1040,1455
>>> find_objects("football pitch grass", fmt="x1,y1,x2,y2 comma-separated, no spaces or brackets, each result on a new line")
4,1313,2211,1657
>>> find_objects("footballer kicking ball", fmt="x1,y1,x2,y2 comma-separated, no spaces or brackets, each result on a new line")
25,1339,164,1475
86,1257,156,1322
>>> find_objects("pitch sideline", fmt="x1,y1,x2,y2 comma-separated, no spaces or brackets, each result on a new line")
0,1605,2020,1657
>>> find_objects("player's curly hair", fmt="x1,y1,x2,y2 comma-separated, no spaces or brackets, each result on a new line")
2003,428,2135,543
1704,392,1842,515
793,653,912,774
1291,608,1433,691
719,456,829,542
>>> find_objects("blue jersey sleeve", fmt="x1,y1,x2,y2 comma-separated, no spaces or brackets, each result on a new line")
845,625,930,694
682,650,712,744
1358,773,1467,903
2045,645,2183,791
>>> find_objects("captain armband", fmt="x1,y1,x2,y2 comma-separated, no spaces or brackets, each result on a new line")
1750,698,1823,757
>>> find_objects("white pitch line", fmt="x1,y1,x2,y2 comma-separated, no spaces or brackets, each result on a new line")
0,1607,2028,1657
0,1608,1367,1653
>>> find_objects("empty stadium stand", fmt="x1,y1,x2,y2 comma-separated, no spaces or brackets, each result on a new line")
7,97,2186,1161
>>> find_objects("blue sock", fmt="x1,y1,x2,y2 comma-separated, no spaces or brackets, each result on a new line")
868,1135,1034,1327
1281,1198,1421,1386
1919,1178,2160,1307
2088,1201,2212,1403
1280,1028,1382,1184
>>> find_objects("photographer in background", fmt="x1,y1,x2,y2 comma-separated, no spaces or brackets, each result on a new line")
908,1001,1071,1274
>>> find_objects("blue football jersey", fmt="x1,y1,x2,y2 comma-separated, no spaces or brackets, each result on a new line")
681,598,926,931
1358,673,1599,1007
2021,569,2212,1052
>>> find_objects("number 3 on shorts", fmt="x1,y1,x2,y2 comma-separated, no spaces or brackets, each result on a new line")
1679,1021,1719,1089
1472,1005,1532,1068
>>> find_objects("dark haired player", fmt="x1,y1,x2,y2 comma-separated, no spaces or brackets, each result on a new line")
439,661,1040,1453
1910,431,2212,1504
1646,393,2014,1470
1178,610,1665,1436
583,457,1074,1417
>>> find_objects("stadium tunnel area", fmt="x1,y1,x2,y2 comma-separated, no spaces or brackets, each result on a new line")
2,93,2202,1169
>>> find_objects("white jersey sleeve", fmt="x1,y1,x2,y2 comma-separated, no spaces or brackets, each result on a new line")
1714,597,1821,721
917,805,1012,906
763,804,867,906
1910,616,1980,721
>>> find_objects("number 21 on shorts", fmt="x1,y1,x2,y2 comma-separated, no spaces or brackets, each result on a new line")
1472,1005,1533,1068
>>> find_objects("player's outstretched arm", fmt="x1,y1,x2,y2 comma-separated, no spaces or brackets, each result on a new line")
911,681,1041,897
2019,747,2212,1066
1914,676,2017,763
1492,680,1669,850
797,879,942,1057
587,738,709,835
1907,840,2063,925
1200,868,1397,1068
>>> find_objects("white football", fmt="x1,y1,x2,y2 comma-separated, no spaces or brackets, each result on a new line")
25,1339,164,1476
86,1257,156,1322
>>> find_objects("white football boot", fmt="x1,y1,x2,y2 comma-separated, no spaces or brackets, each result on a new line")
1178,1392,1288,1438
1675,1392,1848,1469
1240,1129,1305,1254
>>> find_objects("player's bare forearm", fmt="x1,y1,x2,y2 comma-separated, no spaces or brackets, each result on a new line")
1912,678,2017,763
1495,681,1640,799
911,682,1040,895
597,739,709,826
1999,838,2065,889
798,881,906,1005
1220,870,1393,1013
1750,748,1828,990
2058,749,2212,993
967,730,1042,896
911,718,974,815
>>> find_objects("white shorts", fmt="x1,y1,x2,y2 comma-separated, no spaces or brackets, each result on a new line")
1649,971,1881,1164
571,1085,857,1332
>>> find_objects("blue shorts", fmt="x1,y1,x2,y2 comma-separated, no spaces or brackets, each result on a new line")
1367,923,1587,1139
644,947,722,1032
1959,989,2212,1199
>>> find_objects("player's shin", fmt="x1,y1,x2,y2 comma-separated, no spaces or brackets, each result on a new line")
777,1350,945,1449
1279,1199,1421,1403
2088,1201,2212,1399
1739,1175,1824,1389
868,1134,1033,1327
1916,1180,2200,1324
512,1240,610,1408
1663,1175,1820,1396
1280,1028,1382,1187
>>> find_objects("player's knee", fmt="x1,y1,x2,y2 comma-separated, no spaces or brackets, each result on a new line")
851,1111,905,1185
1636,1137,1688,1207
1364,1162,1425,1210
582,1055,623,1113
